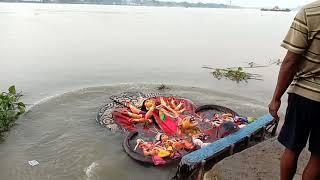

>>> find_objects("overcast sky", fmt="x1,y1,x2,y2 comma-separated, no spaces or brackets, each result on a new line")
173,0,316,8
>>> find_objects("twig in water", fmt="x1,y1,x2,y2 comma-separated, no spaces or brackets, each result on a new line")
269,58,283,66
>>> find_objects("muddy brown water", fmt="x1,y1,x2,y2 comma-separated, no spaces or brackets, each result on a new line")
0,3,295,180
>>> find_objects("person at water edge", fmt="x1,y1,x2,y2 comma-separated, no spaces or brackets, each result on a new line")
269,1,320,180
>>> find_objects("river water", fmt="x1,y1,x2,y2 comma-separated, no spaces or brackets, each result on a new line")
0,3,296,180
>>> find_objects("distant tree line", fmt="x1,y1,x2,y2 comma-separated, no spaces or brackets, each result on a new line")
0,0,241,8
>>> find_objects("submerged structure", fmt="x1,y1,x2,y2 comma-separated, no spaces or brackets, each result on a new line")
96,92,278,179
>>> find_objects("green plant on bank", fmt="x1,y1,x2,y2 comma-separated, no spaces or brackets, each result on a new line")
0,86,25,134
211,67,262,83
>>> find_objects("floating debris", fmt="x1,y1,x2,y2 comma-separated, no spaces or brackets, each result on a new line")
28,160,39,167
209,67,262,82
242,61,268,68
157,84,170,91
202,59,283,82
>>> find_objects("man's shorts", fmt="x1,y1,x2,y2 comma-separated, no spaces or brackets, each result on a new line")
278,93,320,155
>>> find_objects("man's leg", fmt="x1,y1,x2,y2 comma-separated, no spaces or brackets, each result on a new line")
303,96,320,180
278,94,311,180
280,148,301,180
302,153,320,180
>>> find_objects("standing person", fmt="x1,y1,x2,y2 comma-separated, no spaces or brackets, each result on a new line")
269,1,320,180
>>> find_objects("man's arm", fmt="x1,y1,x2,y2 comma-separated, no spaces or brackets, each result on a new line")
269,51,302,119
269,8,309,119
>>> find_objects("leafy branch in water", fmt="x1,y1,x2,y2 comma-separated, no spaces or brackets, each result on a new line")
203,58,283,82
0,86,25,134
209,67,262,83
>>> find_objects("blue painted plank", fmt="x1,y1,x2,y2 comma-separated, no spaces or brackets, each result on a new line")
180,114,273,166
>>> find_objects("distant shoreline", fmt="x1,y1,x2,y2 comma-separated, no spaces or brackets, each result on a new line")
0,0,243,9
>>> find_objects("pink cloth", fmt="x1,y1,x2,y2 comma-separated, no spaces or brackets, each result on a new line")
152,156,167,165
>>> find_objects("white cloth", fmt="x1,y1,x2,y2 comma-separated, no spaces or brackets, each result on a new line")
192,138,209,148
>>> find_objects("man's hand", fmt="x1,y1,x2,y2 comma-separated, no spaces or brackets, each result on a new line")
268,99,281,120
269,51,301,121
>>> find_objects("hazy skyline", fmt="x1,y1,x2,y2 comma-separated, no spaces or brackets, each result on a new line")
169,0,316,8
